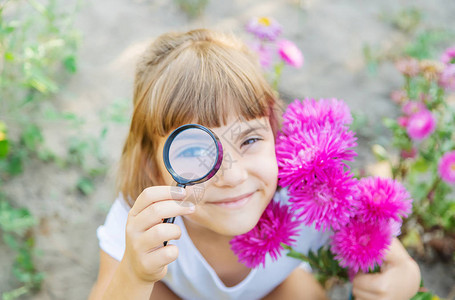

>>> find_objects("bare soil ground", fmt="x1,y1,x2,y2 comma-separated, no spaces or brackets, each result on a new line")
1,0,455,299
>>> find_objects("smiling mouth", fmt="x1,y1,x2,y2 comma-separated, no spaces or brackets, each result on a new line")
207,192,255,208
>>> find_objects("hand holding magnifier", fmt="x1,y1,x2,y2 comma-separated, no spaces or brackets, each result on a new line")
162,124,223,246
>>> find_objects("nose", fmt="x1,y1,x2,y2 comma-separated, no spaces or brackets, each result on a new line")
212,150,248,187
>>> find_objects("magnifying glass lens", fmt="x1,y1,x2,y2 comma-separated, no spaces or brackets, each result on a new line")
168,128,217,181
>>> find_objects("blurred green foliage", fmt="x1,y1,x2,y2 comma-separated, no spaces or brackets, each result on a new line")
0,198,44,300
359,7,455,246
363,7,455,75
379,7,422,34
0,0,80,298
1,0,132,295
174,0,209,19
382,64,455,238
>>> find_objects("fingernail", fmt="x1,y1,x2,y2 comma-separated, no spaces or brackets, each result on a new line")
187,202,195,211
171,186,186,196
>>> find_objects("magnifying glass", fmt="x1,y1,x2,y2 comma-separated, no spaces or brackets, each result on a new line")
162,124,223,245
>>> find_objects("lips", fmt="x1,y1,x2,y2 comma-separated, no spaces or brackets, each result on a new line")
207,191,255,208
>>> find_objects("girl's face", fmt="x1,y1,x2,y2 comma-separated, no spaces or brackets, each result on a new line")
156,115,278,237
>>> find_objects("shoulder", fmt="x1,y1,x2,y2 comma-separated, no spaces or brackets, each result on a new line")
96,194,130,262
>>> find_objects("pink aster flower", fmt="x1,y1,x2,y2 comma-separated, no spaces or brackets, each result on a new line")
419,93,432,105
356,177,413,223
331,217,393,273
277,39,304,68
288,167,358,231
276,122,357,191
438,64,455,91
441,46,455,65
402,101,426,116
397,116,408,128
395,57,420,77
400,147,417,159
390,90,408,105
245,17,282,41
248,41,274,68
406,109,437,140
438,150,455,185
389,219,403,237
282,98,353,133
230,200,301,268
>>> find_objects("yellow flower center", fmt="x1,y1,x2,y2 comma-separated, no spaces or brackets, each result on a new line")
258,17,271,26
451,163,455,172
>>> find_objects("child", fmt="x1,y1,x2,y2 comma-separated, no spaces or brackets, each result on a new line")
89,29,421,299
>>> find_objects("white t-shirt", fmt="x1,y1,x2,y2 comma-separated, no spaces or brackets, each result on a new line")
96,188,329,300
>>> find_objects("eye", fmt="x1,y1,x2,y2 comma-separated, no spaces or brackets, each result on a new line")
176,146,208,158
241,137,262,147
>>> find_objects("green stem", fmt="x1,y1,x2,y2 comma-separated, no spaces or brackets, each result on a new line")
404,76,411,97
272,61,285,91
425,176,441,202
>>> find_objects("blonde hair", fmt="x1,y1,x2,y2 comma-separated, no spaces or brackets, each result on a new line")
118,29,283,204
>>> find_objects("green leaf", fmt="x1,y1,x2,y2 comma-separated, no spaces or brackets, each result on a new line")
63,55,77,73
0,201,36,235
2,286,30,300
383,117,398,130
405,29,453,59
6,152,24,175
401,228,422,249
100,127,108,139
43,106,61,120
37,148,56,162
62,112,84,126
77,177,94,195
371,144,389,161
308,249,318,266
410,291,437,300
88,167,107,177
21,125,44,151
0,140,9,158
100,99,131,124
4,52,14,61
3,233,19,250
410,157,430,173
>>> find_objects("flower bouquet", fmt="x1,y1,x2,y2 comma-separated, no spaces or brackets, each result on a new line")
230,98,413,291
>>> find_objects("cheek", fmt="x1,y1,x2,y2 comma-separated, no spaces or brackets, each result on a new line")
258,142,278,185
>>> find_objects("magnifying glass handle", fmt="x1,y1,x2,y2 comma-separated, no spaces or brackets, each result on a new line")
162,217,175,246
163,183,186,246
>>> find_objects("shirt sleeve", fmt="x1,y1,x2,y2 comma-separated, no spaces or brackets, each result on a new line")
96,195,130,262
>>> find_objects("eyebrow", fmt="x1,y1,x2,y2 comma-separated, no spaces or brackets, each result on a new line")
234,124,268,143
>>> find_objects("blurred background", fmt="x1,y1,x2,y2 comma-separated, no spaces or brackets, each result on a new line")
1,0,454,299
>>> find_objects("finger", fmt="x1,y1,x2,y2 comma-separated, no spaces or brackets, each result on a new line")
129,186,186,216
353,272,387,295
139,223,183,251
133,199,195,231
144,244,179,270
352,287,382,300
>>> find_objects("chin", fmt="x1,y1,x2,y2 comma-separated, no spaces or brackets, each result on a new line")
216,214,262,237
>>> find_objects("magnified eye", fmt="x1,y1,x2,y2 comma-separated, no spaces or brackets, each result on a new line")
176,146,209,158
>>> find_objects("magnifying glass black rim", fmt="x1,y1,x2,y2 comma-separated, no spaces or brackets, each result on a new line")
163,124,223,186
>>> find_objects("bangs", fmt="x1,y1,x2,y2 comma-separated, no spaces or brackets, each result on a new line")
148,40,276,137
